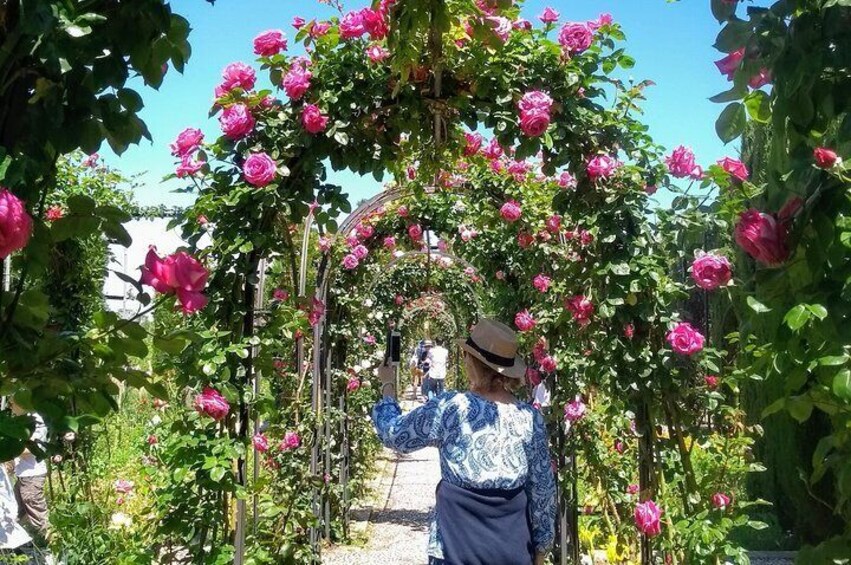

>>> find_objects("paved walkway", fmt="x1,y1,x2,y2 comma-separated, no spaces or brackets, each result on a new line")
323,390,440,565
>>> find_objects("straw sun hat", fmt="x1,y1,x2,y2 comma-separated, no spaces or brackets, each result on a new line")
457,318,527,380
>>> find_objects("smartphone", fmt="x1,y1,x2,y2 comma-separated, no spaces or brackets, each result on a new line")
386,330,401,366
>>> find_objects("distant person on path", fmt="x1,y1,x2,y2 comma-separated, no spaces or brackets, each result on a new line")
427,339,449,398
419,339,433,401
373,319,556,565
9,401,49,543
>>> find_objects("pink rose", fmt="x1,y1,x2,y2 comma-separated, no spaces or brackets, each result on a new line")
666,322,705,356
540,355,557,373
563,397,587,422
558,172,577,189
714,48,744,81
362,8,388,39
366,44,390,63
579,229,594,246
408,223,423,241
243,152,278,187
666,145,702,179
147,435,158,446
310,21,331,38
614,440,626,454
170,251,208,292
395,294,404,306
273,288,289,301
705,375,719,389
219,103,255,139
519,109,550,137
292,17,306,29
396,205,409,218
545,215,561,233
339,10,366,40
749,68,772,89
253,433,270,453
45,206,63,222
586,154,618,180
513,19,532,31
717,157,749,182
347,377,361,392
533,274,551,293
219,62,256,93
176,156,203,178
590,13,613,30
140,247,175,294
500,200,522,222
355,223,374,240
253,30,287,57
634,500,662,537
318,236,332,253
194,387,230,421
526,367,541,386
514,309,536,332
282,64,312,100
539,7,560,24
627,484,639,495
517,232,534,249
558,22,593,54
342,254,360,270
645,184,658,195
624,323,635,340
302,104,328,134
495,270,505,280
814,147,839,169
482,138,504,160
464,132,483,156
691,252,732,290
711,492,731,510
734,209,789,266
507,160,530,181
280,431,300,450
308,297,325,327
82,153,99,168
114,479,134,494
486,16,512,42
170,127,204,157
353,244,369,260
565,295,594,326
383,236,396,249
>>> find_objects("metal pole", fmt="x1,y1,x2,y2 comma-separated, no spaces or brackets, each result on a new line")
251,259,267,532
3,256,10,291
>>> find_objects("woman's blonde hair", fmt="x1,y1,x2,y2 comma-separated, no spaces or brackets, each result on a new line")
466,354,523,394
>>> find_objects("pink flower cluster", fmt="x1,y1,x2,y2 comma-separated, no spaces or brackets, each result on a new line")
219,103,255,139
216,62,256,98
339,7,389,41
283,62,312,100
586,154,618,180
691,252,732,290
302,104,329,134
171,128,206,178
533,273,552,293
194,387,230,421
514,309,536,332
717,157,749,182
558,22,593,55
0,188,33,259
517,90,553,137
140,247,209,314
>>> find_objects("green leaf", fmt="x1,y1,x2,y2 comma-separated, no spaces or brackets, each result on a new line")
65,25,92,38
818,355,848,366
715,103,747,143
743,90,771,123
806,304,828,320
746,296,771,313
832,369,851,401
117,88,144,112
210,467,226,482
154,335,189,355
787,396,814,422
711,0,738,21
783,304,810,331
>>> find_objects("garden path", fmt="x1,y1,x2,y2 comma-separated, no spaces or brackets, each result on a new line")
322,387,439,565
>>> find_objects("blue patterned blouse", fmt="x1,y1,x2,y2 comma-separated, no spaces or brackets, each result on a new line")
372,391,556,560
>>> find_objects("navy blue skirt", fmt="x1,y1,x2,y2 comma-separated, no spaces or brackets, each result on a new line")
433,480,534,565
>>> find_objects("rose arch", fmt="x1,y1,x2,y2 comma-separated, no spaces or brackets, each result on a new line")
150,1,757,563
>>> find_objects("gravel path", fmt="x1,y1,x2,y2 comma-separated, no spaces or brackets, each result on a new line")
322,392,440,565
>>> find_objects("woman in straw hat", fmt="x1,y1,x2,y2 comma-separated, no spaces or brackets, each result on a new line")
373,318,556,565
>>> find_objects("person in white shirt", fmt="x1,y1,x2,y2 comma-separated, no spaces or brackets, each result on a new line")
427,339,450,397
10,401,49,541
0,463,31,550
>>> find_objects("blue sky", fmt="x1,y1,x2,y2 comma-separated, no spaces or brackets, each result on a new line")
106,0,736,207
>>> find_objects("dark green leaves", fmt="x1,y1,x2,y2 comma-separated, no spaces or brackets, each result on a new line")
715,102,747,142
